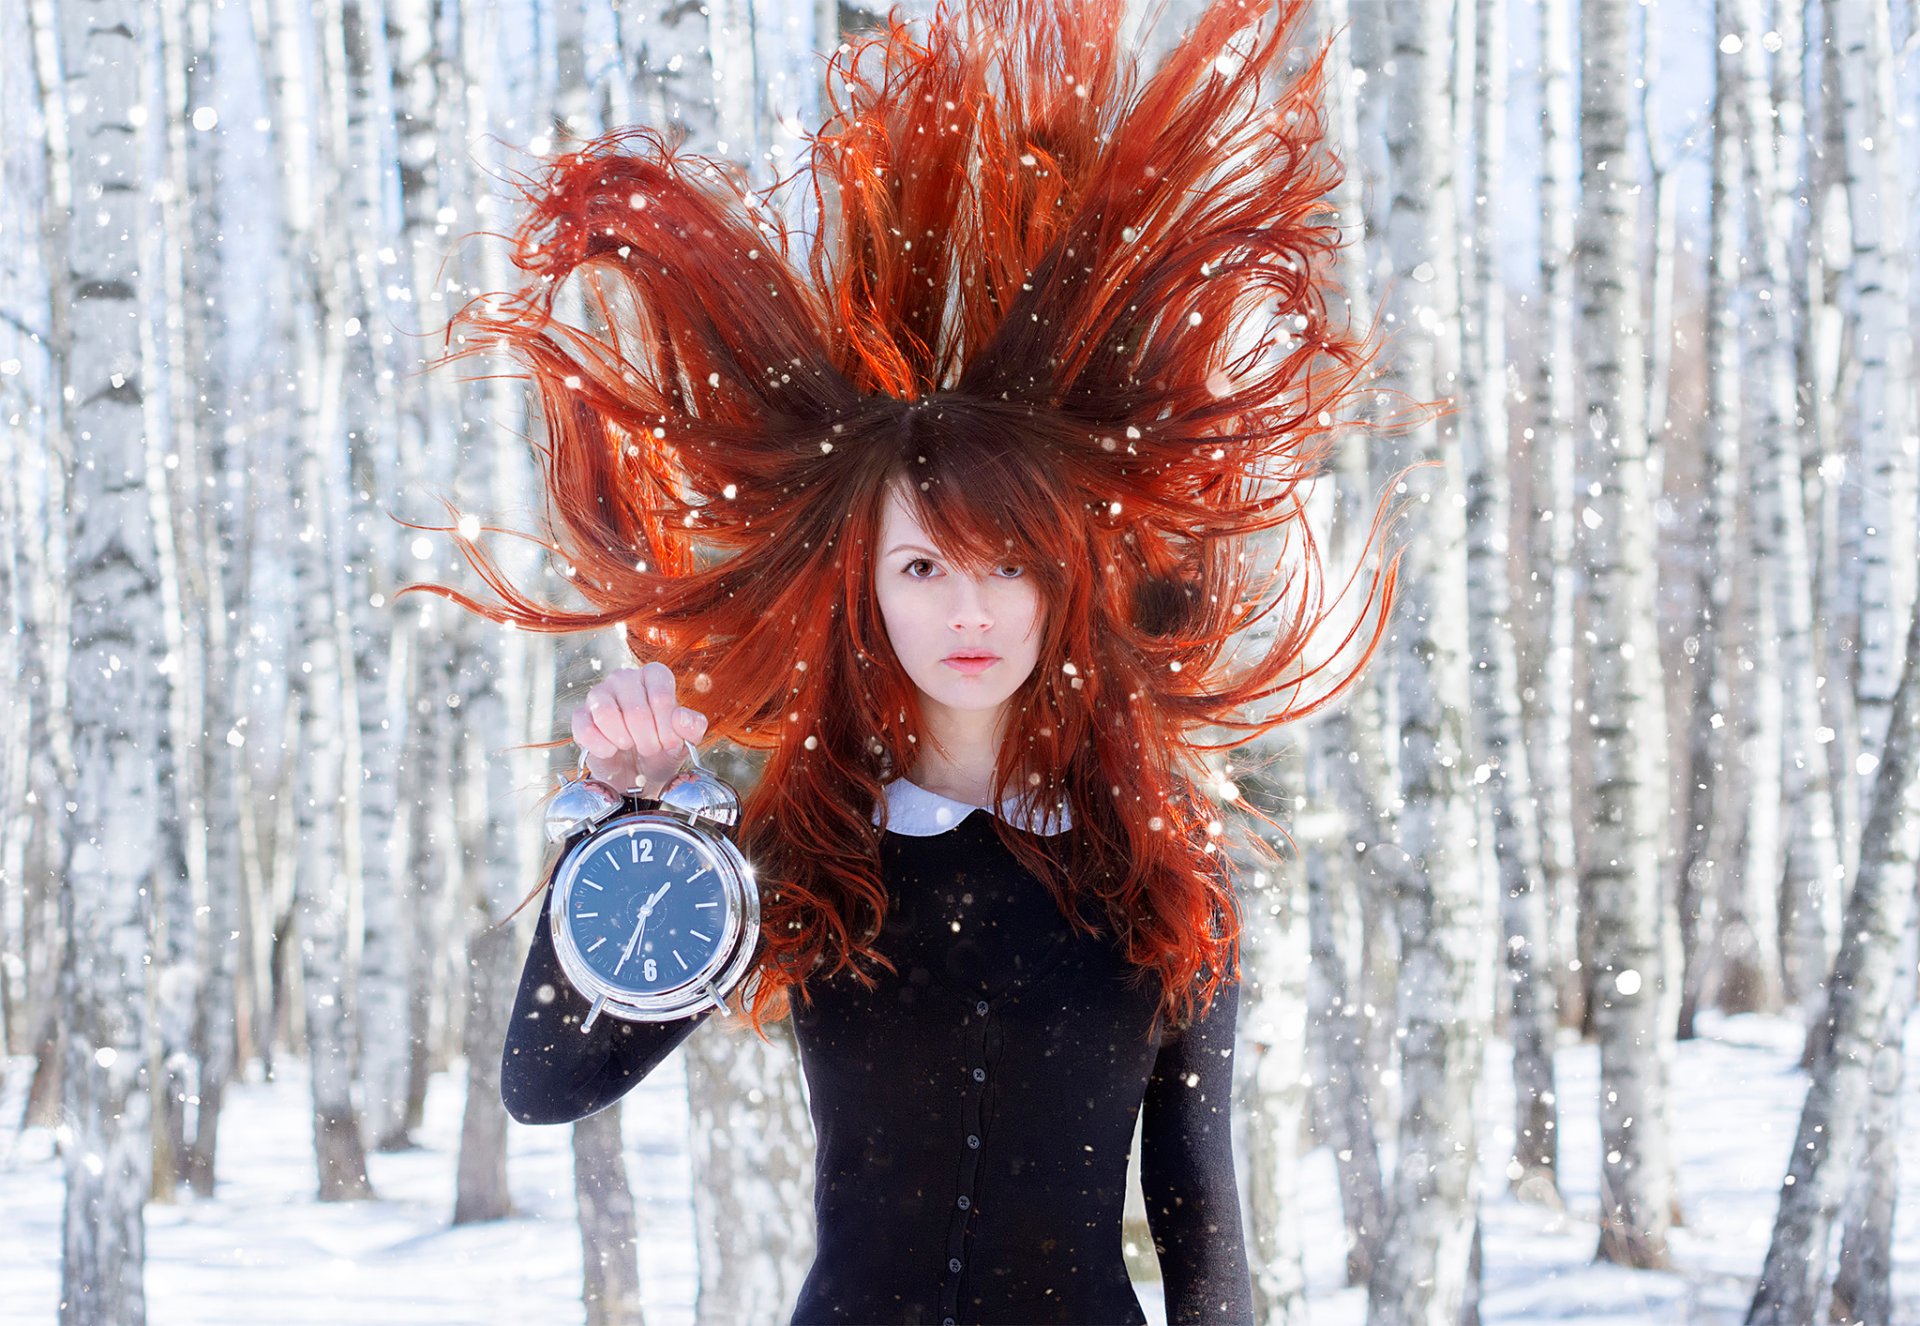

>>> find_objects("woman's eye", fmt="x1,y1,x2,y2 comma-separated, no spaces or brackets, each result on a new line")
996,564,1024,578
905,558,935,577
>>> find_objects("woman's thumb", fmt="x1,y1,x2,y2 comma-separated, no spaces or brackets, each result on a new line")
676,707,706,737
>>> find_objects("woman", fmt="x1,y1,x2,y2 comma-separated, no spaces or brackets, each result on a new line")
413,0,1413,1318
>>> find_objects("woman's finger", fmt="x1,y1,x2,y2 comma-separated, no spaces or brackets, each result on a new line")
587,674,647,756
639,661,681,754
569,704,617,759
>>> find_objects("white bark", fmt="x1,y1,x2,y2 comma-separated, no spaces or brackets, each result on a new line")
574,1102,645,1326
1526,0,1583,1037
1233,758,1309,1325
1366,3,1489,1321
1300,0,1388,1282
1734,0,1839,1011
1830,0,1915,784
1576,0,1676,1269
0,0,60,1071
1680,11,1749,1034
1747,581,1920,1324
148,0,213,1203
171,0,249,1199
1462,0,1557,1202
53,1,159,1319
316,0,414,1156
255,0,375,1200
450,0,551,1227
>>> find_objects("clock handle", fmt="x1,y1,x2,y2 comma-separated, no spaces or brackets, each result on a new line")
581,993,608,1034
702,980,733,1017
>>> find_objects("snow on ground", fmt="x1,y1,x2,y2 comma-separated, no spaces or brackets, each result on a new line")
1,1008,1915,1325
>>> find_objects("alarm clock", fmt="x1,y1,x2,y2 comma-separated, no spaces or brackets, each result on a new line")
543,741,760,1032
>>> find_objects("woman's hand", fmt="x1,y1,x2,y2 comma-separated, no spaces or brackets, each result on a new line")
570,662,710,795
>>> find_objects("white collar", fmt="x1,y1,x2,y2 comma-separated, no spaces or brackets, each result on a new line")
871,776,1074,837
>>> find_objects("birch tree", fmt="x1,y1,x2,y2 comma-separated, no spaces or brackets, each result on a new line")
1366,2,1489,1320
256,0,375,1200
1524,0,1584,1036
1299,0,1389,1280
574,1101,644,1326
1702,0,1788,1023
1747,572,1920,1325
1734,0,1839,1012
175,0,252,1197
320,0,416,1156
449,0,552,1227
1231,758,1310,1325
0,0,65,1100
1461,0,1557,1201
53,0,161,1318
1576,0,1675,1270
1829,0,1915,789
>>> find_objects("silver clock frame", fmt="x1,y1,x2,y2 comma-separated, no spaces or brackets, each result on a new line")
545,748,759,1031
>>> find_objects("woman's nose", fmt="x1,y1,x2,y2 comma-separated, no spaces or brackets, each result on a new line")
948,574,993,630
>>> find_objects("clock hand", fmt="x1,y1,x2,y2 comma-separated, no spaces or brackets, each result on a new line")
616,882,678,975
615,908,647,975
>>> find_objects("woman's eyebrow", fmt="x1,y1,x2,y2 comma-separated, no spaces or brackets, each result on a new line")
885,542,941,556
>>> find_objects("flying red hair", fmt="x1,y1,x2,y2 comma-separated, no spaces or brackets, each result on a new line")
400,0,1420,1039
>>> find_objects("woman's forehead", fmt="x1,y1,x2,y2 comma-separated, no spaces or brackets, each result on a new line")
876,480,1021,559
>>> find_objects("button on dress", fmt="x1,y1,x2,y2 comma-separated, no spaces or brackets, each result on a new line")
502,778,1253,1325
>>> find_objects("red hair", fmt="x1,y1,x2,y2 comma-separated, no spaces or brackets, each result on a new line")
399,0,1422,1039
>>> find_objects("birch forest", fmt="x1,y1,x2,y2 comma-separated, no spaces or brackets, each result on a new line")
2,0,1918,1323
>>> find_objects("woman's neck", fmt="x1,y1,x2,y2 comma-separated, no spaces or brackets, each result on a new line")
907,697,1010,806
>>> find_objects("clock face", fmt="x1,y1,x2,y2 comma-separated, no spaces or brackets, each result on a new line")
559,822,731,994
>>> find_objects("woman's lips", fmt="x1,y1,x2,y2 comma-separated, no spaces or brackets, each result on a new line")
943,654,1000,675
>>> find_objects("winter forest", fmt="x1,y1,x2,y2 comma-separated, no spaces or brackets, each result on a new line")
1,0,1918,1323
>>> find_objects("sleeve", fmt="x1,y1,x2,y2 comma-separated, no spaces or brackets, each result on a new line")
499,902,716,1125
1139,975,1254,1323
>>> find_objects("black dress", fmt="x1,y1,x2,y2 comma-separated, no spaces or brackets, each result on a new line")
501,790,1254,1326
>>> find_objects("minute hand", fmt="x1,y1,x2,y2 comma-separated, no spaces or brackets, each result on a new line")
615,881,676,974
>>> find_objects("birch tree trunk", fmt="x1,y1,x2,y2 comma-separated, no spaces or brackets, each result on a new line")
1233,754,1309,1326
1366,3,1489,1321
1830,905,1915,1326
1461,0,1557,1203
55,1,161,1318
1680,10,1748,1035
1299,1,1388,1279
383,0,461,1145
147,0,213,1205
1824,0,1916,1303
0,0,61,1080
1733,0,1840,1012
1804,8,1858,890
316,0,416,1156
1747,582,1920,1324
257,0,376,1201
176,0,251,1199
450,0,551,1226
1697,0,1781,1020
574,1101,646,1326
1526,0,1584,1036
1830,0,1916,787
1576,0,1676,1270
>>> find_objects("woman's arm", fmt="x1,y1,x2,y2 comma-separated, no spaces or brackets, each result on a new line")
1140,975,1254,1323
499,903,715,1124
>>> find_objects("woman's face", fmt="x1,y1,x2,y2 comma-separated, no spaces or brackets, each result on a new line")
872,478,1045,722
